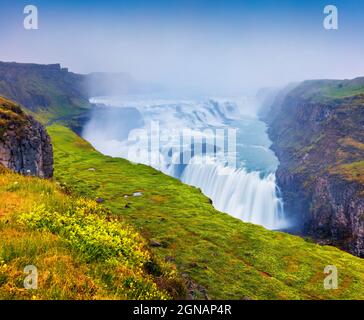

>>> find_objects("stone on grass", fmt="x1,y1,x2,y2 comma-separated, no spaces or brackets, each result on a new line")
149,240,162,247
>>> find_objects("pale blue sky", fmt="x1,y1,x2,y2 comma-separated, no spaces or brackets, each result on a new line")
1,0,364,93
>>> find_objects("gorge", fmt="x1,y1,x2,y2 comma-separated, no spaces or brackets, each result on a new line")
82,96,288,230
0,62,363,258
0,62,364,300
81,81,364,257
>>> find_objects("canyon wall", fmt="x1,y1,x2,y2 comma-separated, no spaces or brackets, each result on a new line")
265,79,364,257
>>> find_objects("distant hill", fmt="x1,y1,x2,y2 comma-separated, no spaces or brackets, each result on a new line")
287,77,364,101
0,62,90,122
0,61,150,125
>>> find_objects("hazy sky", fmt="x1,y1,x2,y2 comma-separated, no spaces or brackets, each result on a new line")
1,0,364,94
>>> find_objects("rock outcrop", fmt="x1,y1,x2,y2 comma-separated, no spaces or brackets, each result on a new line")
265,78,364,257
0,96,53,178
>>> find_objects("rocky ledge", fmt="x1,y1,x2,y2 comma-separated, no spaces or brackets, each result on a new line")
265,78,364,257
0,96,53,178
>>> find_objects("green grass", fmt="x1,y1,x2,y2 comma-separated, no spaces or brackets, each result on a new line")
289,78,364,101
0,165,184,300
0,97,28,140
331,161,364,186
32,103,90,125
48,124,364,300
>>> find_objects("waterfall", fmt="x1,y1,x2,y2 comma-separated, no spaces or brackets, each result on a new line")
180,158,286,230
83,95,288,230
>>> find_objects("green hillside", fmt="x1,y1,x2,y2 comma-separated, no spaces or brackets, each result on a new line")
0,62,91,125
0,96,28,139
0,164,185,300
287,77,364,101
44,124,364,300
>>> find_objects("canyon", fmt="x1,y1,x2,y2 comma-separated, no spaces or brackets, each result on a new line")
0,61,363,258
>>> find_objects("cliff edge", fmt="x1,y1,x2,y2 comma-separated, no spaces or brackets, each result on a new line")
0,96,53,178
265,78,364,257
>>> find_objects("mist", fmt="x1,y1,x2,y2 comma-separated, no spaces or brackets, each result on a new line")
1,0,364,95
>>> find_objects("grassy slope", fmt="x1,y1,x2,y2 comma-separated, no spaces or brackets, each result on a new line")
0,97,28,139
288,77,364,101
0,165,184,300
0,169,98,300
48,124,364,300
332,138,364,187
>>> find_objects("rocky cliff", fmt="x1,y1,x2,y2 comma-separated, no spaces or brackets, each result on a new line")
0,96,53,178
265,78,364,257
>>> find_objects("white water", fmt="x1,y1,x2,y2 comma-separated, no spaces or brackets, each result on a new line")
181,158,285,230
83,95,288,230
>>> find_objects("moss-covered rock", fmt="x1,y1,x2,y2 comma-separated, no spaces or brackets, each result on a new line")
0,96,53,178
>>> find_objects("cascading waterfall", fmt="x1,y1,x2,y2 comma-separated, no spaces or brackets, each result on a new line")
83,95,288,230
180,158,285,230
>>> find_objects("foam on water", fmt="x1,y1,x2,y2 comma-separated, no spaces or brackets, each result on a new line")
83,96,288,230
